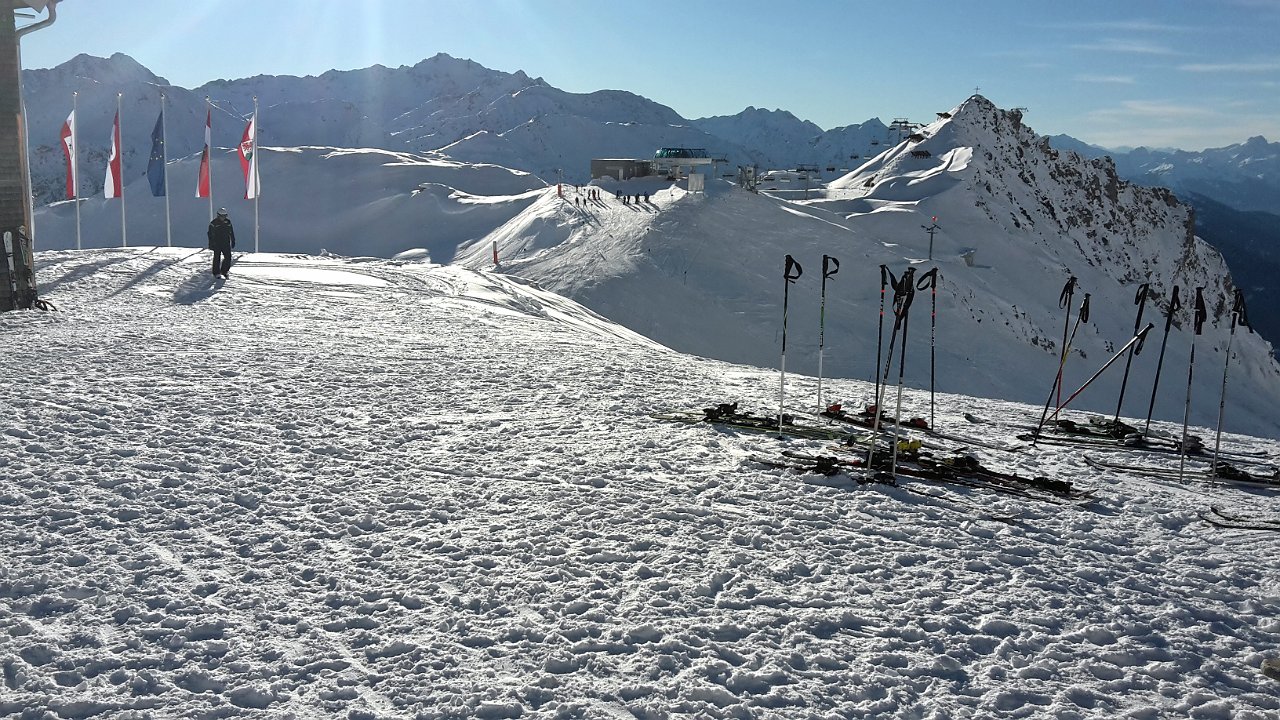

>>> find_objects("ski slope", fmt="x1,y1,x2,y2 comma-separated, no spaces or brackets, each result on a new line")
2,248,1278,717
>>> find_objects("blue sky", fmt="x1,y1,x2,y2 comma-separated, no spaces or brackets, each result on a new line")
19,0,1280,150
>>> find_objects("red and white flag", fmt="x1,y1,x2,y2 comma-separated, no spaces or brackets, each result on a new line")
196,109,211,198
104,110,122,198
59,110,76,199
238,113,259,199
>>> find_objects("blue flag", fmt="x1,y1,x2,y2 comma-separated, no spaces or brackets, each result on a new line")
146,110,165,197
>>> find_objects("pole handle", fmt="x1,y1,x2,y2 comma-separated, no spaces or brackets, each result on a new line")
784,254,803,282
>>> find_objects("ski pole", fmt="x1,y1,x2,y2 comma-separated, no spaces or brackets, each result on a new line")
1211,289,1251,486
875,267,903,416
917,268,939,430
1049,322,1154,423
1034,276,1078,440
868,271,901,474
890,277,917,479
779,255,803,433
868,266,915,477
1112,282,1150,429
1178,287,1207,484
817,255,839,413
873,265,888,411
1036,286,1088,438
1055,277,1080,409
1143,285,1181,436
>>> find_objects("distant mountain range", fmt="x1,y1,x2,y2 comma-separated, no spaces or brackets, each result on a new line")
1047,134,1279,215
27,52,1278,212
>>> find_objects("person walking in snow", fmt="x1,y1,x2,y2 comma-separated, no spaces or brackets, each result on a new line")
207,208,236,279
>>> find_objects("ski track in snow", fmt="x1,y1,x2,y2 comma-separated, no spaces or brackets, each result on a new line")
2,248,1279,719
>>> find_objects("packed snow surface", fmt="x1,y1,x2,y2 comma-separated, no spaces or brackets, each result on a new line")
2,248,1279,718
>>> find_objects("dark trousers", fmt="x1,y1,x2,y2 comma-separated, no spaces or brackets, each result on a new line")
211,245,232,276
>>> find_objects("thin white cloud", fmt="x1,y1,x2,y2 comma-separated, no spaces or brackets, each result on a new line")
1070,38,1177,55
1087,100,1216,120
1074,74,1137,84
1077,99,1277,149
1179,60,1280,72
1034,20,1192,33
1224,0,1280,9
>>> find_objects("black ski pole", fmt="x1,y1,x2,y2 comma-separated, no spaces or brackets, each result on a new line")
1050,322,1154,423
1178,287,1207,483
1211,288,1251,485
1034,276,1078,440
778,255,803,433
1143,285,1181,437
873,265,888,412
817,255,839,413
917,268,939,430
1036,288,1089,438
875,267,902,418
1055,276,1080,407
1111,281,1150,430
889,270,918,478
868,266,915,475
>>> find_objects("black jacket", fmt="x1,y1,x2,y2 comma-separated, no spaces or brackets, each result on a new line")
208,216,236,250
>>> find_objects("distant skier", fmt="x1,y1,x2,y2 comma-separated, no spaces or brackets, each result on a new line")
207,208,236,279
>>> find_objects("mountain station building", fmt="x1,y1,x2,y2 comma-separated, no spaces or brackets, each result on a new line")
591,148,717,181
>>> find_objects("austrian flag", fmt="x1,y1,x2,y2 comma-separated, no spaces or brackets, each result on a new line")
59,110,76,199
238,113,259,199
104,111,122,198
196,109,211,199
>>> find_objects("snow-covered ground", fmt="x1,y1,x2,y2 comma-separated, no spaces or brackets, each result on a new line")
2,248,1278,718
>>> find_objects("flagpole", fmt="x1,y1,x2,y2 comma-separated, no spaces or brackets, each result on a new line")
73,90,80,251
117,92,127,248
253,95,259,254
161,93,171,247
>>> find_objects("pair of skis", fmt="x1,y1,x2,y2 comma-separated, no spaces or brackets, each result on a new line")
823,403,1024,454
651,403,851,441
754,448,1086,505
1083,454,1278,488
1199,506,1280,532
